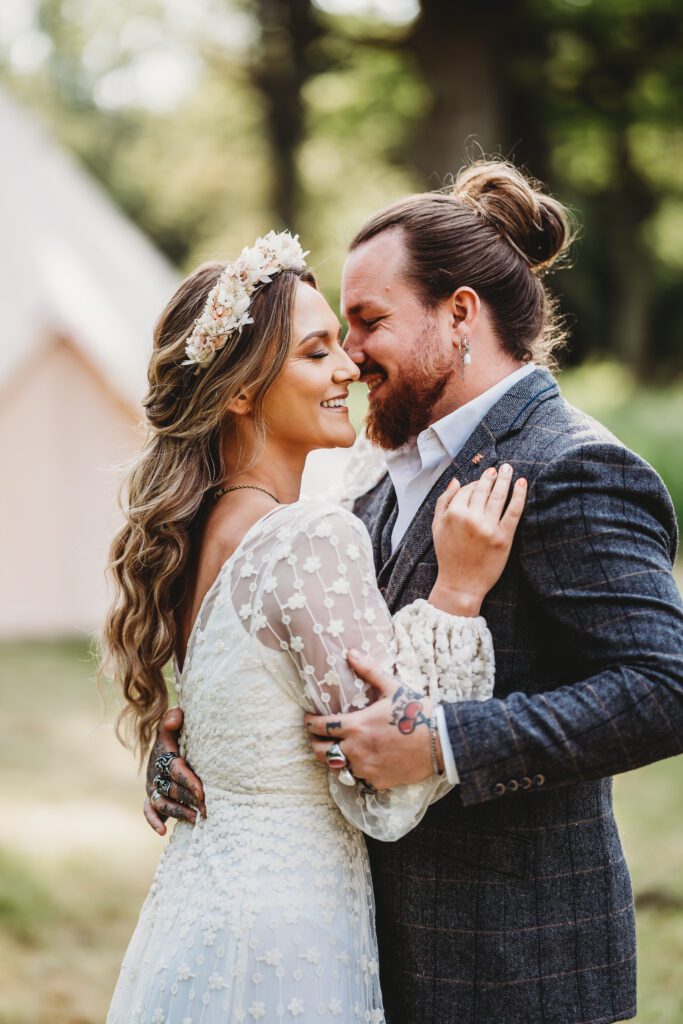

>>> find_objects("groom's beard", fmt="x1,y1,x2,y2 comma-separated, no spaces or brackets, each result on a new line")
365,330,453,451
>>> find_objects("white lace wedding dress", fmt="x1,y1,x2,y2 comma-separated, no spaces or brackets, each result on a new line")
107,497,494,1024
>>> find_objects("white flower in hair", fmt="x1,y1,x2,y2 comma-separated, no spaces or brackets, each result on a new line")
183,230,309,368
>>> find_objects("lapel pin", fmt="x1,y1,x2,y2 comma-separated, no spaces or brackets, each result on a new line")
472,453,483,465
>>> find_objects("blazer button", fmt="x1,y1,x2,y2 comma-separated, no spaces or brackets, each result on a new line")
379,586,387,597
492,782,506,797
533,773,546,787
520,776,532,790
507,779,519,793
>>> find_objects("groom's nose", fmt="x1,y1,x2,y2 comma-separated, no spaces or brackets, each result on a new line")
342,329,366,365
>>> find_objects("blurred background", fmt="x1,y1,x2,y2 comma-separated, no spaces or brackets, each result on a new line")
1,1,682,1021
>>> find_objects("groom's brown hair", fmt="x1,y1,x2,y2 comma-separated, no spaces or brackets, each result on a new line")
350,160,575,368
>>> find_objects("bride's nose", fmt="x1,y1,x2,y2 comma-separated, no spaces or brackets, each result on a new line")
333,352,361,383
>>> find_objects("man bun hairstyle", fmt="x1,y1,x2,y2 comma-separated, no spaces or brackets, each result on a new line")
350,158,576,367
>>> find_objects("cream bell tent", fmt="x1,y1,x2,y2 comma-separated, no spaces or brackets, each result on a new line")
0,88,178,637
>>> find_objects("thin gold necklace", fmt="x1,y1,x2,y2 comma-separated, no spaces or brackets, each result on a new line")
213,483,280,504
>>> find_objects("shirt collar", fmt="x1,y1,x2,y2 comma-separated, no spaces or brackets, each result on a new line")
431,362,536,458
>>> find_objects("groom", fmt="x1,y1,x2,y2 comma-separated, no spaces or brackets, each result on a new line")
145,184,683,1024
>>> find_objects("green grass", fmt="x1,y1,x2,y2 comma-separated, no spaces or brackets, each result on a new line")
0,640,162,1024
1,641,682,1023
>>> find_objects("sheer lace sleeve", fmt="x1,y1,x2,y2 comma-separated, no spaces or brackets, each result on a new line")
230,499,494,841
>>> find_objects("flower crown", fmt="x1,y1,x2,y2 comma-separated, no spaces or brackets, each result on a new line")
183,230,309,368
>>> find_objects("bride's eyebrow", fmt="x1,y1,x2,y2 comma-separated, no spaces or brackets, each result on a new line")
297,325,343,346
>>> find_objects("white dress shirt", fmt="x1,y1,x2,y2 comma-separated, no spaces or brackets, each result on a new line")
385,362,536,553
384,362,537,782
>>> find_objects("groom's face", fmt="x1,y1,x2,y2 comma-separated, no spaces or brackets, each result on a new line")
341,228,455,449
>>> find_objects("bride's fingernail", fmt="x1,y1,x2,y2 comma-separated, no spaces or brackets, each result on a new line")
348,648,361,660
501,463,512,474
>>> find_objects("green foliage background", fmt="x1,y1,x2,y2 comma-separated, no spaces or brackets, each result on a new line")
3,0,683,378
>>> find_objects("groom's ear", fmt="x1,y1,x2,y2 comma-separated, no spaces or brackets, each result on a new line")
449,286,480,331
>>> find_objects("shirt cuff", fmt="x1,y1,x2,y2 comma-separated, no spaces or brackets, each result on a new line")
435,703,459,784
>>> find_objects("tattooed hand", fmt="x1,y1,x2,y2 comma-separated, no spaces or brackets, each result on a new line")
143,707,206,835
304,658,439,790
389,684,432,734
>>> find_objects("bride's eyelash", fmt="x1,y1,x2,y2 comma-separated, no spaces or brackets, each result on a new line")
308,351,329,360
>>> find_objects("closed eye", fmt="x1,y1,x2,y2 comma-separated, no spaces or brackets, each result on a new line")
363,316,384,330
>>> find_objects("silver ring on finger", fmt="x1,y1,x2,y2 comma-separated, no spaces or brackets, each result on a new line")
150,788,162,805
155,751,179,778
325,742,348,770
338,767,356,787
153,775,172,797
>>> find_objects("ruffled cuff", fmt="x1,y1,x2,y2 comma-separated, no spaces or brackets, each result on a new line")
392,598,495,704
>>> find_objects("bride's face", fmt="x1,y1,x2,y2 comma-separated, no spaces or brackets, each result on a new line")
261,281,359,452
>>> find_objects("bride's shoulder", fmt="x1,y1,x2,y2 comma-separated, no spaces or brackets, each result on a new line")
266,497,370,546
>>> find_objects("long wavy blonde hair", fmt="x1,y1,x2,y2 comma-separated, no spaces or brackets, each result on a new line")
101,260,315,758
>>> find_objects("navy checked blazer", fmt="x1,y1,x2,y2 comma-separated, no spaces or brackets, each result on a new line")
353,367,683,1024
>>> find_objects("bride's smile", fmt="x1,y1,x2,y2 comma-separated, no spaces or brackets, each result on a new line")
253,280,359,455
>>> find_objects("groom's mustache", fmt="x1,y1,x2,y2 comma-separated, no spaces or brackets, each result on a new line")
357,360,387,382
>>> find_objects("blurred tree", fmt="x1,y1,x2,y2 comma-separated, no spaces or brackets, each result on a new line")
539,0,683,380
3,0,682,380
248,0,324,229
406,0,550,183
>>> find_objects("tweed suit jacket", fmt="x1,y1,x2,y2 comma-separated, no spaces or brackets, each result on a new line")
353,367,683,1024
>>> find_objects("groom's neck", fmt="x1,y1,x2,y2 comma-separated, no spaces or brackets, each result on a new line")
429,350,526,424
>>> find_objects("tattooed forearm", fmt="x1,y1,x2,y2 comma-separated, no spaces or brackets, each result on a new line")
389,685,429,735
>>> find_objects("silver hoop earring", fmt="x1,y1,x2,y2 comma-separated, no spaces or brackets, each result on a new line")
458,336,471,379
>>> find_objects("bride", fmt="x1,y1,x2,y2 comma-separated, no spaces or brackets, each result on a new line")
102,231,526,1023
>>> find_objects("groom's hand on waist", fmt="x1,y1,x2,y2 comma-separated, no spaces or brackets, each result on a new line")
143,707,206,835
304,650,441,790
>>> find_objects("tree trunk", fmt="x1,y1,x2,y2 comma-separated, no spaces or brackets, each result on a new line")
408,0,533,182
250,0,322,229
610,132,656,381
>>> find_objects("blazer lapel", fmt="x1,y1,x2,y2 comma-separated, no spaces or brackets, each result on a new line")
383,368,560,609
361,475,396,574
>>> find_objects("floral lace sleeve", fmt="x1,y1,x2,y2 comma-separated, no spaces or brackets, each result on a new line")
230,499,494,841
